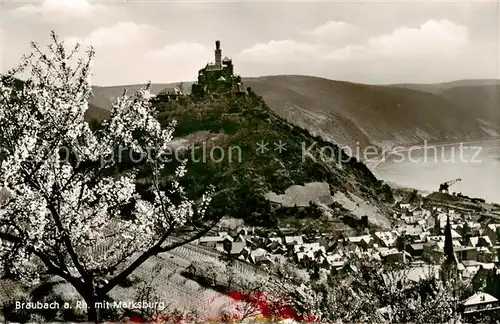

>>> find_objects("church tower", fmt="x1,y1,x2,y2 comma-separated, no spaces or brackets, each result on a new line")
215,40,222,68
442,213,458,283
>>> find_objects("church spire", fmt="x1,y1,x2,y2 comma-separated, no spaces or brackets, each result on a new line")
441,211,458,283
444,213,456,265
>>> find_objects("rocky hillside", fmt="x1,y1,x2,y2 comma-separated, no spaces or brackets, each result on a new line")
145,89,393,228
439,85,500,135
243,76,499,151
391,80,500,136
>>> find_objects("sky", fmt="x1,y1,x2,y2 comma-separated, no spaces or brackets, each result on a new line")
0,0,499,86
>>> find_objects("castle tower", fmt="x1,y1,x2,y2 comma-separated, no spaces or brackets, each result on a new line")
215,40,222,68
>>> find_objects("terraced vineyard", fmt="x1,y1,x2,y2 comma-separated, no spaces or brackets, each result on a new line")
47,239,281,319
108,242,270,318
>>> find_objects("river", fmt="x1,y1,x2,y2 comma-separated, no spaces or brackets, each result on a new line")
370,138,500,204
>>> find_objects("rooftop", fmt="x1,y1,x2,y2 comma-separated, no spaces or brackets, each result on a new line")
463,292,498,306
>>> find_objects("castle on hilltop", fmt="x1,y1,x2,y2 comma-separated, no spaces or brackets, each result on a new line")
191,40,246,97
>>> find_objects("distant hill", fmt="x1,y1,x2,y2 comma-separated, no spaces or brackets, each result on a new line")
243,75,498,151
87,82,193,122
88,76,500,153
91,82,193,112
389,79,500,94
390,79,500,137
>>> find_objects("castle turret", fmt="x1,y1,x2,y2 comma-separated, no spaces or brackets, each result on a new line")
215,40,222,68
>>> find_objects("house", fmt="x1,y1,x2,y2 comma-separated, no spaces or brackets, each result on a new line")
236,227,248,236
268,237,283,244
382,265,439,285
238,247,252,262
381,249,410,264
295,251,315,265
227,242,246,256
427,235,461,247
294,243,326,265
346,235,374,250
407,243,424,257
269,254,286,265
455,246,478,262
293,242,324,254
199,236,224,248
249,248,270,265
477,247,493,263
400,203,411,210
284,235,303,247
266,240,281,251
467,236,493,248
483,224,500,245
491,245,500,262
453,223,465,236
405,265,441,282
399,224,424,238
471,266,495,291
468,222,483,236
422,241,444,264
234,234,247,243
271,244,287,255
462,292,500,320
255,255,274,266
411,206,430,218
215,242,225,253
419,231,431,242
324,253,345,270
154,87,183,101
294,283,310,307
374,231,399,248
318,236,331,249
221,235,234,251
450,229,461,240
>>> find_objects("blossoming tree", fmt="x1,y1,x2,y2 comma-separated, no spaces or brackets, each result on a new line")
0,32,216,321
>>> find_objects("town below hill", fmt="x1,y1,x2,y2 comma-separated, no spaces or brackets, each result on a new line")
185,188,500,320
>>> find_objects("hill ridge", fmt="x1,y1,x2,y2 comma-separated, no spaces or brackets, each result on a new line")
87,76,500,153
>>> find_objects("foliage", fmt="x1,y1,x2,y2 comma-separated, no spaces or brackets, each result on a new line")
0,32,216,321
292,257,464,323
151,76,392,226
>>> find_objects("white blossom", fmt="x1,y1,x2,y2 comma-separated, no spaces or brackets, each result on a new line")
0,32,215,318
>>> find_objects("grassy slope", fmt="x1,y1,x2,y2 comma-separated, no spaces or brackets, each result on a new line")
152,89,392,227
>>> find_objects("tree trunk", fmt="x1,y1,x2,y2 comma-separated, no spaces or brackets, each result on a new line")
84,294,100,322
